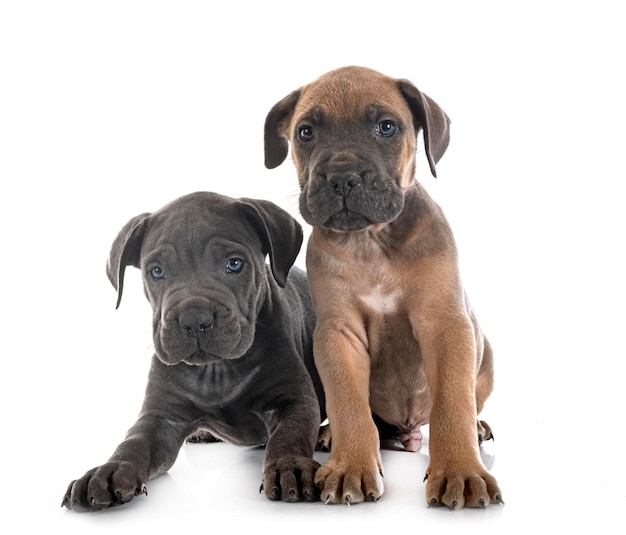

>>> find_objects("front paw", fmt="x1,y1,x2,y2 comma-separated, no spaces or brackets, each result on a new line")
424,460,503,509
62,461,147,512
262,455,321,502
315,456,384,504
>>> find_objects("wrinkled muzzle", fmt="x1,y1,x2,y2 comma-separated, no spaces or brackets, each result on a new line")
299,150,405,232
154,290,255,366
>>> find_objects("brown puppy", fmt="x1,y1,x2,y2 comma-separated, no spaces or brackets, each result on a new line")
264,66,502,509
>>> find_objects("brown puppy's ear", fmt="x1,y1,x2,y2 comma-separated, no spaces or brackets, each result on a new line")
264,89,301,169
237,199,303,288
396,80,451,178
106,213,150,309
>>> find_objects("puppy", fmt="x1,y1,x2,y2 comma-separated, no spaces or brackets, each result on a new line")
62,192,325,511
264,66,502,509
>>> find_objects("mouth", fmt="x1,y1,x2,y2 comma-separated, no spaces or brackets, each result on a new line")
156,347,240,366
322,209,376,232
181,349,224,365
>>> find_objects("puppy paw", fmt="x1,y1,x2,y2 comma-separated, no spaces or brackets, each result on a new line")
261,455,321,502
424,460,502,509
185,429,221,443
315,457,384,504
316,423,332,451
62,461,147,512
477,419,494,444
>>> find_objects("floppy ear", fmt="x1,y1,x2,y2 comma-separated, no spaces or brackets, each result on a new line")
396,79,451,178
237,199,303,288
106,213,150,309
264,89,301,169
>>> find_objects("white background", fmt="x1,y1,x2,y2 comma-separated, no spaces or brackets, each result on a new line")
1,1,624,532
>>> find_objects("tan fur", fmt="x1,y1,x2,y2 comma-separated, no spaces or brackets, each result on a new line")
264,66,503,508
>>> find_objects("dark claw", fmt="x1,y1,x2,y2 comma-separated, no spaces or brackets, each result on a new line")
479,498,486,509
495,495,505,505
428,497,439,508
448,500,458,511
259,483,264,494
423,473,429,482
368,492,379,503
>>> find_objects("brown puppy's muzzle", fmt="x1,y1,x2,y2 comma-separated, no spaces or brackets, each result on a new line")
299,149,405,232
155,290,254,366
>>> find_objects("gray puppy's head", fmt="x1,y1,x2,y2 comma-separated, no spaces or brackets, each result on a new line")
106,191,303,366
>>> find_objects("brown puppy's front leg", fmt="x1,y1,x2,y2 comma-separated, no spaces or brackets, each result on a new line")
312,323,384,504
415,312,502,509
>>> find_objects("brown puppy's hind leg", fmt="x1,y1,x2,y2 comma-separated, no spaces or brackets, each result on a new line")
477,420,494,444
317,423,332,452
475,336,495,445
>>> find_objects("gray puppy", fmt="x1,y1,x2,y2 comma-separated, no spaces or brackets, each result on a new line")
62,192,324,511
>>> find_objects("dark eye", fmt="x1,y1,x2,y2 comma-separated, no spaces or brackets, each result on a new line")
298,125,315,142
150,266,165,280
225,258,244,273
376,120,396,137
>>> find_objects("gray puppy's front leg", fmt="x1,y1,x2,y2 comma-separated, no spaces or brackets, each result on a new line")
62,413,189,511
260,392,321,502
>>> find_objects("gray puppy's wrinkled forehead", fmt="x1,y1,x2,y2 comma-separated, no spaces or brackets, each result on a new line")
143,192,263,250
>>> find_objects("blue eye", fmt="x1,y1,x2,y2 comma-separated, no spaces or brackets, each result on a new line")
150,266,165,280
298,125,315,142
226,258,244,273
376,120,396,137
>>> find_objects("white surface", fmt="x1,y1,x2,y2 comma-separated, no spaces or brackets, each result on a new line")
1,1,624,533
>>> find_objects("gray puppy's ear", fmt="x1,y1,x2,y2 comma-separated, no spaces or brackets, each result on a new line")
106,213,150,309
237,199,303,288
396,79,451,178
264,89,301,169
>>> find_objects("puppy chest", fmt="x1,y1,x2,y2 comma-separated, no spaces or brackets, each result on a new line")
358,284,402,314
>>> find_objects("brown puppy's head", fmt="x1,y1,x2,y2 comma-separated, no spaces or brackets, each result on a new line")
264,66,450,232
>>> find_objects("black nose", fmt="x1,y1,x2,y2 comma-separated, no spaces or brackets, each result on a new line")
178,307,216,337
328,173,362,198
